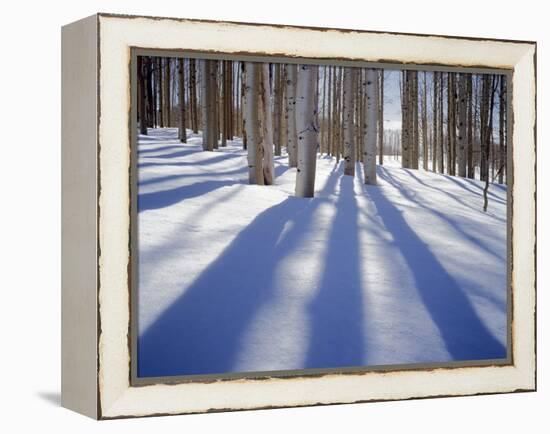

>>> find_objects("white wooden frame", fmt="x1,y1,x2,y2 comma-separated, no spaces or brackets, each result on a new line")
61,13,536,419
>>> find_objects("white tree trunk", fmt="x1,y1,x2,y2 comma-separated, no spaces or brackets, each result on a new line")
295,64,319,198
260,64,275,185
364,68,378,184
244,62,263,184
285,64,298,168
200,59,212,151
343,67,356,176
457,73,468,177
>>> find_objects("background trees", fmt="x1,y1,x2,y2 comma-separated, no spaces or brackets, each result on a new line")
137,55,509,202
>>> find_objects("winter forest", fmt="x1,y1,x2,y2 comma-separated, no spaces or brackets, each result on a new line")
136,55,508,378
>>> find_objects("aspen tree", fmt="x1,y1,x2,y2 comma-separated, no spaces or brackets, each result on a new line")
422,71,428,170
178,58,187,143
432,71,439,171
273,63,283,156
163,58,171,127
364,69,378,184
244,62,263,184
200,60,214,151
498,76,506,184
438,73,445,173
210,61,219,149
295,64,319,197
137,57,148,135
457,73,468,177
285,64,298,167
378,70,384,165
411,71,419,169
447,72,456,175
260,64,275,185
343,67,356,176
401,71,411,168
467,74,474,178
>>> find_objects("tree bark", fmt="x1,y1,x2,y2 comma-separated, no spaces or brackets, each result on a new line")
137,57,148,135
295,64,319,197
401,70,411,168
163,58,171,127
285,64,298,167
178,58,187,143
260,64,275,185
411,71,419,169
467,74,474,178
343,67,356,176
432,71,438,171
422,71,428,170
364,69,378,184
273,63,283,156
378,70,384,165
244,62,263,184
200,60,214,151
499,75,506,184
457,73,468,177
447,72,454,174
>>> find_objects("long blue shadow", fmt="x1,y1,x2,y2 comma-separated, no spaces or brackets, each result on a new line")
139,165,289,188
363,177,506,361
139,145,201,155
401,170,506,220
138,169,340,377
442,174,507,204
378,167,504,262
138,180,236,212
304,175,365,369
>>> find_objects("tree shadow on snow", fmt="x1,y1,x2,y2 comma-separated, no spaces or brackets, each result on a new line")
363,171,506,361
138,165,290,211
378,167,504,262
137,168,341,377
304,175,366,369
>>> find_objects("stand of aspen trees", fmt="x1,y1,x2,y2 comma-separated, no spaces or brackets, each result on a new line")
137,57,507,205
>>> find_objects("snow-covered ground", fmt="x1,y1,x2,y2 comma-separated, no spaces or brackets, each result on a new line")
137,128,507,378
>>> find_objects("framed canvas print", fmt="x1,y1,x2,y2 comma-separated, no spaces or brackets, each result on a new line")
61,13,536,419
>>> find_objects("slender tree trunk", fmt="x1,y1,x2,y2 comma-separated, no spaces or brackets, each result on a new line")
483,75,497,211
260,64,275,185
432,71,438,171
422,71,428,170
401,71,411,168
378,70,384,165
137,57,148,135
285,64,298,167
273,63,283,156
189,59,198,133
343,67,356,176
163,58,171,128
411,71,419,169
457,73,467,177
364,69,378,184
499,75,506,184
447,72,454,175
178,58,187,143
221,61,227,147
200,60,214,151
467,74,474,178
438,72,445,173
327,66,333,156
244,62,263,184
210,61,219,149
295,64,319,197
480,75,490,182
241,62,247,150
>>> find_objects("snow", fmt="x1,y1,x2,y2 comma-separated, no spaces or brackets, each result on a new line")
137,128,507,378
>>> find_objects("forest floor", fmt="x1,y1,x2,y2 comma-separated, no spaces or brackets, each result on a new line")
137,128,508,378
